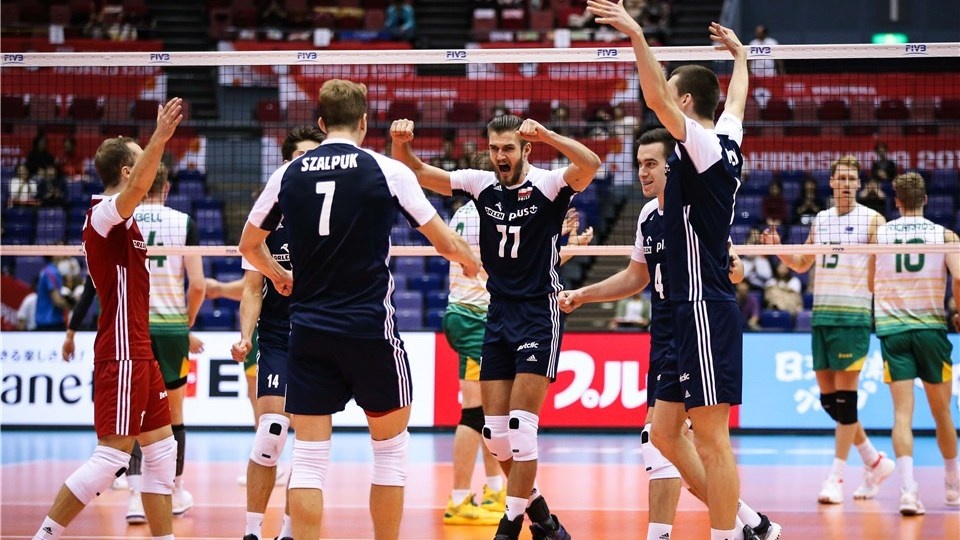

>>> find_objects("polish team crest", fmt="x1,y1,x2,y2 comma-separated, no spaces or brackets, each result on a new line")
518,187,533,201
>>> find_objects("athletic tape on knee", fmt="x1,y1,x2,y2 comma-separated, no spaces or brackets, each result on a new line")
64,445,130,505
820,392,839,422
371,431,409,487
459,406,484,434
641,424,680,480
508,410,539,462
482,415,512,462
250,413,290,467
141,436,177,495
289,439,331,491
834,390,858,425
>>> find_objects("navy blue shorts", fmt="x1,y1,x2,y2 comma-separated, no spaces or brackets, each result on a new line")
647,341,679,407
256,326,289,398
480,295,565,381
284,324,412,415
670,301,742,409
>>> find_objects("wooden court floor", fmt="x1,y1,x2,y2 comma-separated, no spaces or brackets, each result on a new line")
1,431,957,539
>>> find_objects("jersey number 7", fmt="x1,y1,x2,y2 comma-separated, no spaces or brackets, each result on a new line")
316,182,336,236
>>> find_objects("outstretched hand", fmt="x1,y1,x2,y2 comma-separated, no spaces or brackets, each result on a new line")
153,97,183,143
709,22,745,58
759,226,782,245
586,0,642,36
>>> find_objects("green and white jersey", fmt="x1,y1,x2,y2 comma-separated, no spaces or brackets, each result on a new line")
874,216,948,336
133,202,199,335
447,201,489,312
810,204,880,327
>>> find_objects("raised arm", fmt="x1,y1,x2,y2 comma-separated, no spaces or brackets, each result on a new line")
710,22,748,121
417,214,481,279
517,119,601,192
389,119,454,195
587,0,687,140
116,98,182,218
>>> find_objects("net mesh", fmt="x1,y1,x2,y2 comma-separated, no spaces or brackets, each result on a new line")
2,44,958,330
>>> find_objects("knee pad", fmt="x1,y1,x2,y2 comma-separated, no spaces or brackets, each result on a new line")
289,439,331,491
820,392,839,422
140,436,177,495
371,431,409,487
64,445,130,505
641,424,680,481
250,413,290,467
834,390,858,425
459,406,484,435
482,415,512,462
508,410,539,462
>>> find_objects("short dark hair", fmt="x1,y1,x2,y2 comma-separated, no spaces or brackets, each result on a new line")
669,64,721,121
636,128,676,161
147,162,169,196
893,172,926,210
486,114,530,147
94,136,137,189
281,125,324,161
319,79,367,131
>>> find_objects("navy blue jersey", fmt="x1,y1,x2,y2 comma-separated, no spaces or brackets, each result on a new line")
451,166,575,300
663,114,743,302
248,138,437,338
241,222,291,334
631,199,672,350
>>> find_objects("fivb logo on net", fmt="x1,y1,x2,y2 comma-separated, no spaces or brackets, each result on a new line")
296,51,319,63
904,44,928,56
748,46,772,57
2,53,25,65
445,50,468,62
596,48,619,60
149,53,172,64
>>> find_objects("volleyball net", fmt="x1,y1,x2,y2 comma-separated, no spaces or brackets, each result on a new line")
1,44,958,329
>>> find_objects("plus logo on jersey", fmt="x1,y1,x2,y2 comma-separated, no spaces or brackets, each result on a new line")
518,186,533,201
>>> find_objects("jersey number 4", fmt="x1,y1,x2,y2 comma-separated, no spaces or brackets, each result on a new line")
315,182,336,236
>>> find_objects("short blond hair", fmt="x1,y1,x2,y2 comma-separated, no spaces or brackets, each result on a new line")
147,162,169,196
830,155,860,177
892,172,926,210
319,79,367,130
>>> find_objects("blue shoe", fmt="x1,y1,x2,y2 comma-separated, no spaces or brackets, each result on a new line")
529,514,571,540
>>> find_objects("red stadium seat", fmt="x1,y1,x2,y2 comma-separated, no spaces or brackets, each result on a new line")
448,101,481,123
387,100,420,122
71,97,102,120
936,99,960,120
287,101,318,124
102,100,133,123
472,8,498,39
526,101,553,122
500,8,527,31
2,96,27,120
876,98,909,120
132,99,160,121
529,10,554,31
761,99,792,121
364,9,385,30
256,100,282,122
50,5,72,26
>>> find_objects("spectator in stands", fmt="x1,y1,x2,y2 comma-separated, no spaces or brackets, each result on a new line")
107,12,138,41
37,166,68,208
870,142,897,182
608,291,651,330
35,257,71,331
762,180,788,227
858,178,887,216
261,0,289,28
742,228,773,291
437,140,459,172
763,262,803,315
9,163,38,207
748,25,783,77
794,177,823,225
736,280,760,331
385,0,416,42
639,0,671,45
83,9,106,39
58,137,88,183
18,289,38,331
26,133,57,176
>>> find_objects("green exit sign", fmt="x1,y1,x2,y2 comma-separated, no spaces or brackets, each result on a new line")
872,33,909,44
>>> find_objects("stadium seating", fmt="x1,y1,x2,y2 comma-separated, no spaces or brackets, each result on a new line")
760,309,794,331
393,291,424,313
794,310,813,332
35,208,66,245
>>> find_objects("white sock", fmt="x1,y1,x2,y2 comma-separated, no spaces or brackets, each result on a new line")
830,457,846,480
451,489,471,504
33,517,65,540
128,474,142,493
152,536,174,540
527,483,540,505
279,513,293,538
647,522,672,539
735,517,745,539
946,457,959,481
245,511,263,537
506,496,527,520
897,456,916,490
711,528,736,540
856,440,880,467
174,475,184,490
486,475,503,491
737,499,762,529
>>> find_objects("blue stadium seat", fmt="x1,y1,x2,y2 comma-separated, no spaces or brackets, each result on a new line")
35,207,66,245
426,257,450,275
200,309,235,331
927,194,954,215
729,224,752,245
213,257,242,274
794,310,813,332
393,290,423,312
177,180,205,198
742,169,773,195
787,225,810,244
14,256,45,284
733,195,763,225
407,274,443,293
197,299,217,317
759,309,794,331
391,272,407,290
216,271,244,283
928,170,958,195
4,206,36,227
781,179,802,204
395,309,422,331
193,197,224,211
802,292,814,310
425,290,448,311
166,194,191,214
4,223,35,244
216,298,240,312
393,256,424,275
425,308,445,331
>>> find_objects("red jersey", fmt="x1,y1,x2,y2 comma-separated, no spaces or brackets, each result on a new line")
83,195,154,362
